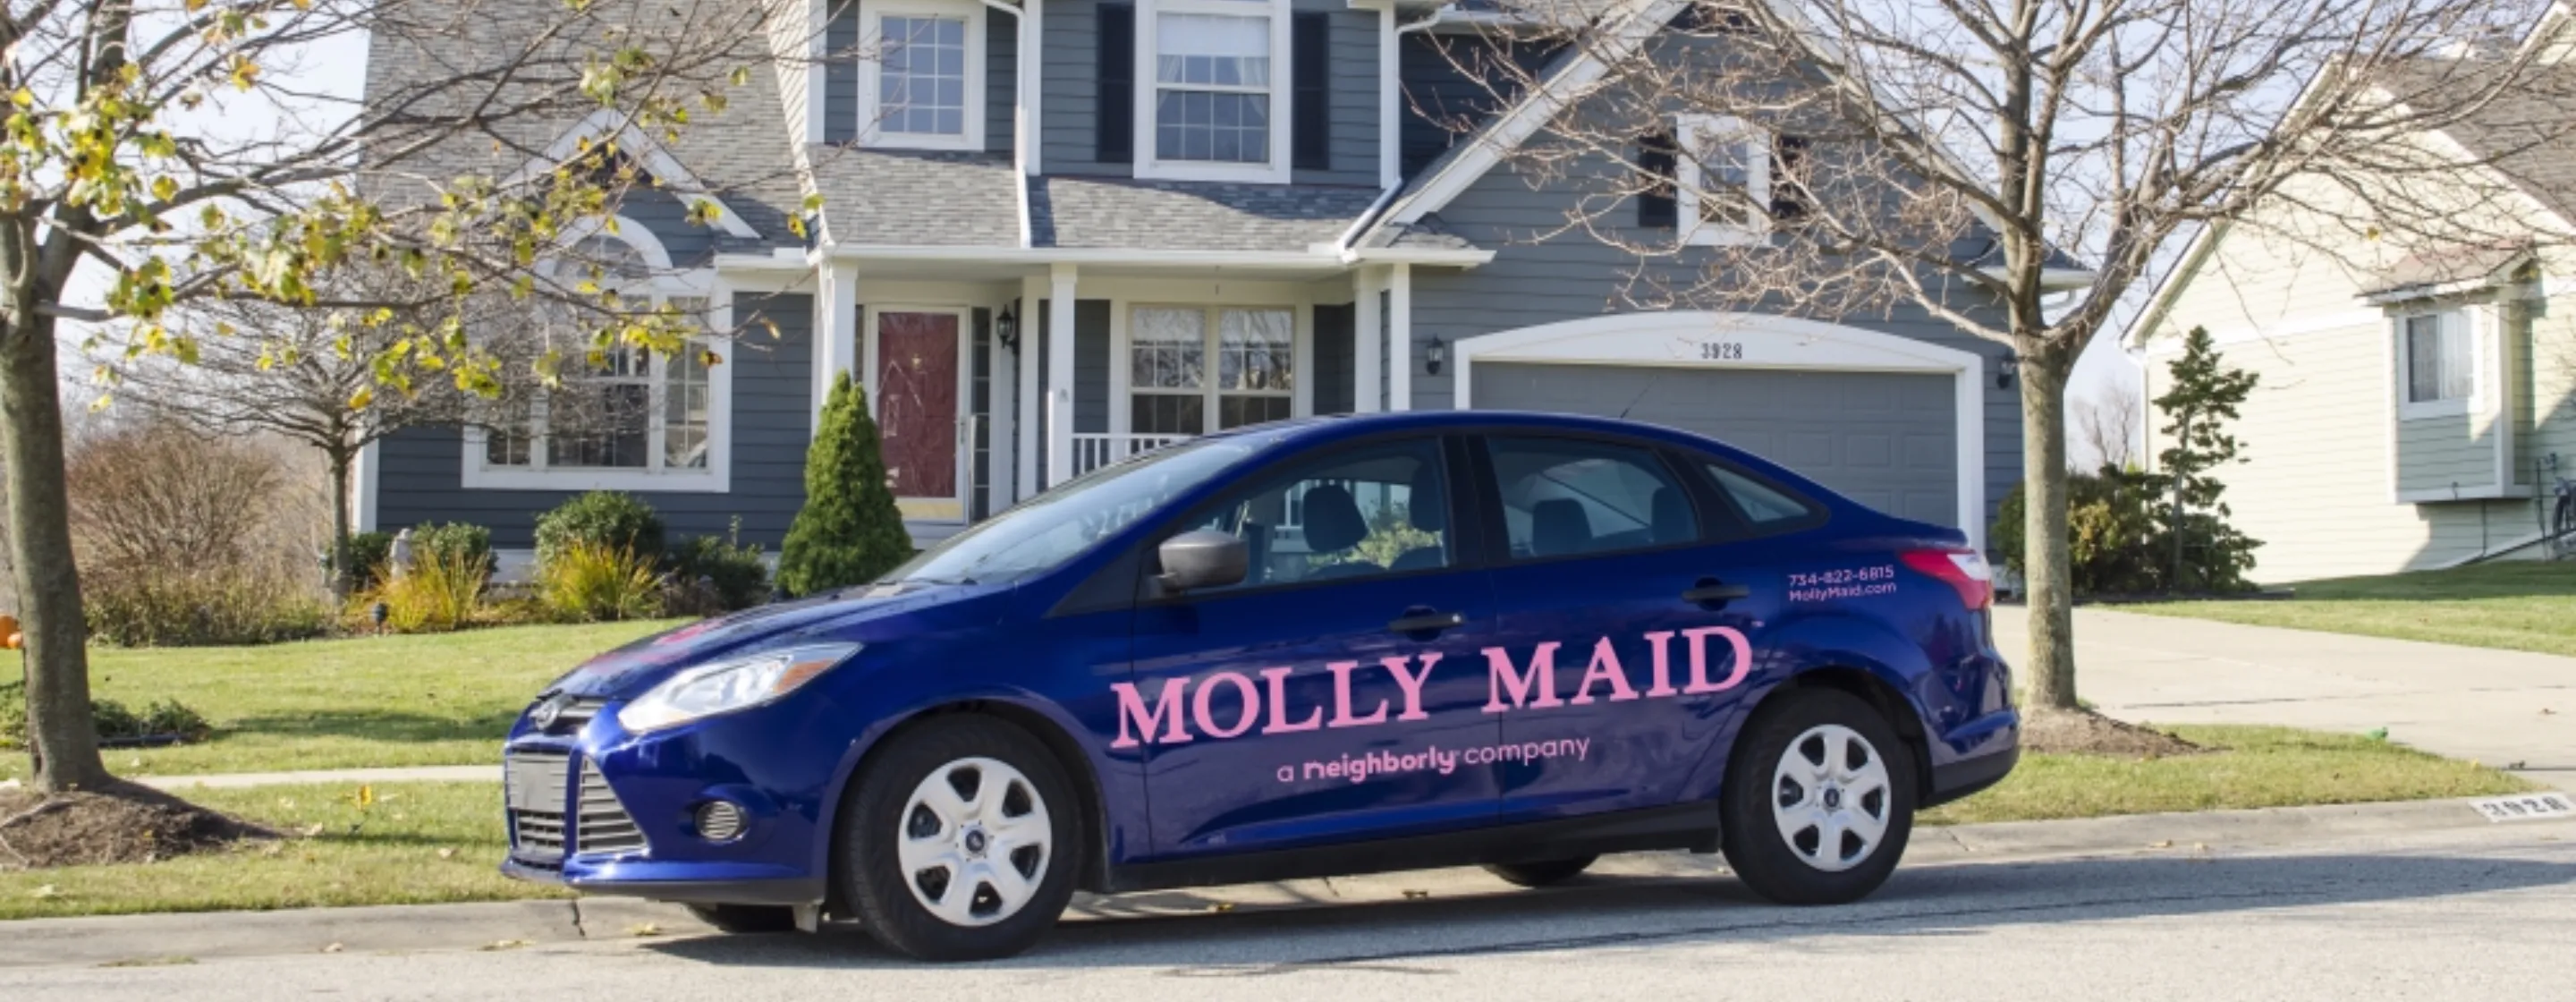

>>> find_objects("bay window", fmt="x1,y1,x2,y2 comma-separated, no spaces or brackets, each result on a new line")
1130,305,1294,435
1137,0,1291,182
2399,309,2476,418
465,228,730,492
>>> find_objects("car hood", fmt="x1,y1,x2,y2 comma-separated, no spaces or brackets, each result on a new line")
542,580,1010,700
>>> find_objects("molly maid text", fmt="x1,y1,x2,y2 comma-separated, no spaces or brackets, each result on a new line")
1110,627,1753,748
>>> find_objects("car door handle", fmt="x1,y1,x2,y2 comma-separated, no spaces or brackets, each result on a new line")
1388,608,1467,636
1682,579,1752,607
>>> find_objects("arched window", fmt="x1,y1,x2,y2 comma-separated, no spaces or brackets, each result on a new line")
467,222,730,492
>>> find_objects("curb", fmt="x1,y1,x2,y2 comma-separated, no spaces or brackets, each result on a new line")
2,794,2562,969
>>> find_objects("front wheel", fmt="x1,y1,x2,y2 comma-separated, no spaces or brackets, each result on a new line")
835,717,1080,962
1719,689,1916,905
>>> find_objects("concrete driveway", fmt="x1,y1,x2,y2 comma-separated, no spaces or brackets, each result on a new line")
1994,606,2576,788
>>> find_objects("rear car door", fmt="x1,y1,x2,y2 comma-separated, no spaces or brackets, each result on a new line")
1125,435,1503,858
1474,434,1806,820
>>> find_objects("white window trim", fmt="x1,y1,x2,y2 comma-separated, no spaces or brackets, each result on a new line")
1133,0,1294,184
1122,301,1301,435
2394,305,2483,422
462,220,733,494
1675,114,1771,248
859,0,987,152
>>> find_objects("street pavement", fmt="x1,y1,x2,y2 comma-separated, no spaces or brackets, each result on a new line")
5,817,2571,1000
1995,605,2576,788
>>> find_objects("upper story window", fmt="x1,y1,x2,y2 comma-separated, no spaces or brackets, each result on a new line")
861,0,987,151
1136,0,1291,183
466,225,731,494
2398,308,2478,420
1677,115,1771,246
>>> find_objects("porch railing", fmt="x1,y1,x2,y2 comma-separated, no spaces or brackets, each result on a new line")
1070,432,1194,478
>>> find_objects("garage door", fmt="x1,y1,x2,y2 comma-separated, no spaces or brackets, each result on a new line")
1473,362,1961,527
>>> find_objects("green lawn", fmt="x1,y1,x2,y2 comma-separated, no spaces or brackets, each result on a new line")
0,724,2530,921
0,782,562,921
2123,562,2576,658
2,621,677,783
1919,724,2530,826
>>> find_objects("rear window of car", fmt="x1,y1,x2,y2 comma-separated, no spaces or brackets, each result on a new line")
1704,462,1822,531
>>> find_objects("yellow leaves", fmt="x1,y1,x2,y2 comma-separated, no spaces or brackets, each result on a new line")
348,386,374,412
345,785,377,810
8,89,30,109
151,175,177,203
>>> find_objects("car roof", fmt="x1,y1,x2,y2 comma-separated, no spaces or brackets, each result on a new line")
1237,411,1840,499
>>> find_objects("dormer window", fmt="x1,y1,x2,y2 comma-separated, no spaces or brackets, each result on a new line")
1135,0,1291,183
1677,115,1771,246
860,0,987,151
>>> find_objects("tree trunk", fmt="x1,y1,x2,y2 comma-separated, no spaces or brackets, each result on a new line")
328,446,355,598
0,313,109,792
2017,347,2080,712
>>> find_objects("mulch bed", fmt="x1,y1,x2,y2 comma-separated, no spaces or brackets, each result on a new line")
2021,708,2207,759
0,782,275,870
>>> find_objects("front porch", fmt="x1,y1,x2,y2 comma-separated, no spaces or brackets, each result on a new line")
809,256,1435,536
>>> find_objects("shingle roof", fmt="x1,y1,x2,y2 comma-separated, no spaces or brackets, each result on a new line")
2361,242,2534,298
1028,176,1385,252
807,147,1023,247
2373,57,2576,227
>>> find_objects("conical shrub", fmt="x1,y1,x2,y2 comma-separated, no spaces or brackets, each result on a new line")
777,372,915,596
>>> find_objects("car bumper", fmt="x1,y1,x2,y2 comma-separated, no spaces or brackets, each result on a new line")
496,699,847,907
1921,710,2020,809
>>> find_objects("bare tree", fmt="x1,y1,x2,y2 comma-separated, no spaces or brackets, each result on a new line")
2,0,811,795
1444,0,2572,718
2074,382,2142,471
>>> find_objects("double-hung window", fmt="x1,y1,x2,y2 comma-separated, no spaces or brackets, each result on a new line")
1137,0,1291,182
1129,305,1295,435
861,0,986,150
1676,114,1772,246
466,229,729,492
2399,309,2477,419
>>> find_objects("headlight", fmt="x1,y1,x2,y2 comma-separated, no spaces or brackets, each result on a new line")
615,642,862,734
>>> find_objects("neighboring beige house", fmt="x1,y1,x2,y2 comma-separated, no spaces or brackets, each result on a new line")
2128,15,2576,583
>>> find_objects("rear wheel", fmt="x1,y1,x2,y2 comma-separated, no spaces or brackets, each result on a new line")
683,903,796,934
1484,855,1598,887
835,717,1080,962
1719,689,1915,905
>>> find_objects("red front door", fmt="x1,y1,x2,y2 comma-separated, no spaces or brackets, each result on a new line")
876,311,962,517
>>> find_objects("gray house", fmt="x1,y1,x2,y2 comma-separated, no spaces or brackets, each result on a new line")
360,0,2030,573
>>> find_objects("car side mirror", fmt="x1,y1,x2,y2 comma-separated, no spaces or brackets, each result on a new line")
1157,530,1249,593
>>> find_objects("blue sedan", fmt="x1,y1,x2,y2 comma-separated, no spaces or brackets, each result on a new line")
499,412,2020,960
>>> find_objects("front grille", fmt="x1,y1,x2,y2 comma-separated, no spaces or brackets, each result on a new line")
505,749,648,862
556,697,608,730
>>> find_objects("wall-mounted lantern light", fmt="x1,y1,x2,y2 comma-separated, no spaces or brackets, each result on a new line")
1427,336,1449,376
1996,347,2020,390
996,304,1021,352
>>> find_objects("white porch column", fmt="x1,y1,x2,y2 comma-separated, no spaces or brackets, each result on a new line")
351,439,380,533
1046,264,1078,488
990,309,1018,511
813,262,860,433
1387,264,1414,412
1353,267,1384,413
1017,274,1044,500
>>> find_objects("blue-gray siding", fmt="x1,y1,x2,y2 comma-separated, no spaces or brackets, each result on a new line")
826,0,1019,156
1406,152,2021,529
619,185,717,268
376,292,816,549
1041,0,1377,182
1398,32,1561,176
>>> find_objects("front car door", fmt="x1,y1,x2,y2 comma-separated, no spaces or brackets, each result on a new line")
1471,433,1787,820
1124,435,1502,858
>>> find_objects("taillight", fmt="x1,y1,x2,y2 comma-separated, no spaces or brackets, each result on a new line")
1900,548,1993,610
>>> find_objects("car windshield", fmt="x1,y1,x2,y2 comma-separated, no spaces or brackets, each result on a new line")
885,437,1271,586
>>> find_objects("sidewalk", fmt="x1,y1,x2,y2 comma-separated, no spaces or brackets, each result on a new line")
1995,606,2576,787
2,795,2555,969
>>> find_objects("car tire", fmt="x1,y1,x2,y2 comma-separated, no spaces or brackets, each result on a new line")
1719,688,1916,905
683,903,797,934
1483,856,1599,888
835,716,1080,962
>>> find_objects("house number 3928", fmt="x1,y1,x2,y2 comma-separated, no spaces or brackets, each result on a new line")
1699,342,1746,361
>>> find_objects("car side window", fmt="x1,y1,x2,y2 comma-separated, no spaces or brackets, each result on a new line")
1176,438,1453,593
1705,462,1821,530
1485,437,1698,560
